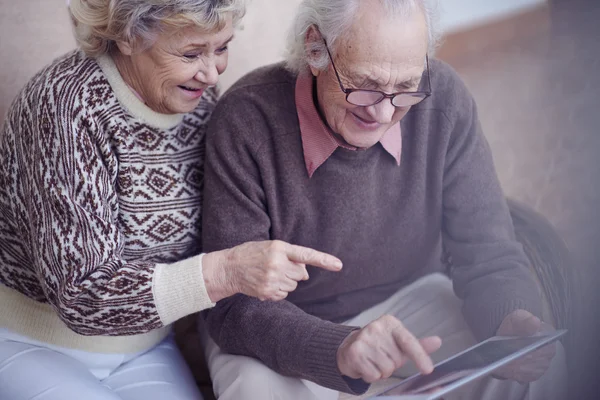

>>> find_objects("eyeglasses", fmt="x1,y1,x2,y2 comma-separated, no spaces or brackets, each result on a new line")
324,40,432,108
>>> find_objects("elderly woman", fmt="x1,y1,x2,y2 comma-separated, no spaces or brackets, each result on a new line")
199,0,567,399
0,1,343,399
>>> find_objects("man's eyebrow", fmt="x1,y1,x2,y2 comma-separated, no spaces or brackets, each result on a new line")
394,77,421,90
348,74,422,91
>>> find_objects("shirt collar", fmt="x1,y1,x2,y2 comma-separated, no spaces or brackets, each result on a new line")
295,71,402,178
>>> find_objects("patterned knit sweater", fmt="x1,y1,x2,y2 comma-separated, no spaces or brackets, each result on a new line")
0,50,215,353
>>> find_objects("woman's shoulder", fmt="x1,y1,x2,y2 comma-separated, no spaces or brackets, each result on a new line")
3,49,126,155
25,50,102,94
9,50,109,120
2,50,122,172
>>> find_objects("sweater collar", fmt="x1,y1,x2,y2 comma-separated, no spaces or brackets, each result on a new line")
295,71,402,178
96,54,184,130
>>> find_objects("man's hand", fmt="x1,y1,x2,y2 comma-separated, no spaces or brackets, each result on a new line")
493,309,556,383
337,315,442,383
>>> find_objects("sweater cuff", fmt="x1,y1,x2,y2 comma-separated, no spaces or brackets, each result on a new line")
153,254,216,325
305,323,370,395
466,296,543,341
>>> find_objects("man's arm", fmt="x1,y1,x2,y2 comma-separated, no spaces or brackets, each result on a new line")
441,75,543,341
201,91,367,394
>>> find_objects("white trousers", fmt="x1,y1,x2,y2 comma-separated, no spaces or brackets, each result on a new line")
0,329,203,400
201,273,567,400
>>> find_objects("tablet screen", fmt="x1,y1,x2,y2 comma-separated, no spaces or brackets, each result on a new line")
378,334,560,396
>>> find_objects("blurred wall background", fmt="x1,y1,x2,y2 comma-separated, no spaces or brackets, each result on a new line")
438,0,545,31
0,0,553,118
1,0,598,398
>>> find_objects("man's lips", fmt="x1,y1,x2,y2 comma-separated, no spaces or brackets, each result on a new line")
353,113,376,124
351,112,382,130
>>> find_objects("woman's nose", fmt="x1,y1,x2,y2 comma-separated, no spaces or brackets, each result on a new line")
195,59,219,86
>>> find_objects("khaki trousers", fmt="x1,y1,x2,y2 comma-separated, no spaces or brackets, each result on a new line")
200,273,567,400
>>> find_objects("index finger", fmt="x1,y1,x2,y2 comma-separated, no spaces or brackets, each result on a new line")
286,244,343,271
392,326,435,374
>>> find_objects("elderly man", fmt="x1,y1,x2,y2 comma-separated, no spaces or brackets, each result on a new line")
200,0,567,399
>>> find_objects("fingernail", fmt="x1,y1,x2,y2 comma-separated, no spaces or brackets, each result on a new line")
334,259,343,269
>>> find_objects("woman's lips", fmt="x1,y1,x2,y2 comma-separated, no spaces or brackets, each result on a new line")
178,85,205,99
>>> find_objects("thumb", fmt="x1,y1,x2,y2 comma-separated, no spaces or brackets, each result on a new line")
500,310,541,336
520,314,542,336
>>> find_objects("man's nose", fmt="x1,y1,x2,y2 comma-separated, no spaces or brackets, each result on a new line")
365,99,396,124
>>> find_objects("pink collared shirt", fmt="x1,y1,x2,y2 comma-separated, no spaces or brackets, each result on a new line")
295,71,403,178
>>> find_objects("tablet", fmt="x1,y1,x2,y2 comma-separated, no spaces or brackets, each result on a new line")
370,329,567,399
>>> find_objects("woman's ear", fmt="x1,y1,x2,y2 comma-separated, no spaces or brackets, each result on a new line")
304,25,323,77
115,40,134,56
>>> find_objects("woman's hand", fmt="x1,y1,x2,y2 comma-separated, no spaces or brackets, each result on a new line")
203,240,343,302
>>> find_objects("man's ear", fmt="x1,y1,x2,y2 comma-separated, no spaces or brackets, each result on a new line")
305,25,323,77
115,40,134,56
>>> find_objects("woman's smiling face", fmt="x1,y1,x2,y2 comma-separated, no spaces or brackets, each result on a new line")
116,15,234,114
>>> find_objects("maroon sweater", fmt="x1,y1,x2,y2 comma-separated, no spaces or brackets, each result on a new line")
201,60,542,394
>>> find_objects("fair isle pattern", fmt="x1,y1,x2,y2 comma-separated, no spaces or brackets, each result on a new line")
0,50,215,335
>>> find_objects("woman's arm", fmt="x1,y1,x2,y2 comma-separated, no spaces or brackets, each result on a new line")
2,86,212,336
2,82,340,336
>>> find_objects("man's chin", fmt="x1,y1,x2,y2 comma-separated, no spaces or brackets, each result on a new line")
343,133,384,149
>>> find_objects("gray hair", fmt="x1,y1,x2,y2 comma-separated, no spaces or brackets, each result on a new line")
69,0,246,58
285,0,440,74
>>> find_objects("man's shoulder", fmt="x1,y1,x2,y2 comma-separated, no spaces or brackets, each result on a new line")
218,62,297,113
426,58,474,117
209,63,299,146
226,62,296,94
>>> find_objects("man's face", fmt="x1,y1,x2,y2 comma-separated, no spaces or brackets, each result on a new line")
311,3,429,149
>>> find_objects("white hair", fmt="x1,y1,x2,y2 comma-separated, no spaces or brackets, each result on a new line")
69,0,246,58
285,0,440,74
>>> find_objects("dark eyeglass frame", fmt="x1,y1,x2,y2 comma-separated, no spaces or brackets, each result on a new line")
323,39,432,108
